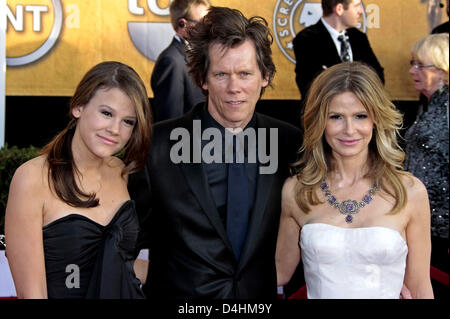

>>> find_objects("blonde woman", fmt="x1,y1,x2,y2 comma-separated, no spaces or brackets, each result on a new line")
405,33,448,298
276,62,434,298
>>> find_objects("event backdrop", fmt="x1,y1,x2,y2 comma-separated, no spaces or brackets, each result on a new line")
5,0,447,100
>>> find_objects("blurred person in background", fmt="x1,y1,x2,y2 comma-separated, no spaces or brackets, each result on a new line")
151,0,209,122
405,33,449,299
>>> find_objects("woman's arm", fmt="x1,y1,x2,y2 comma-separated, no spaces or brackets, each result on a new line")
275,177,302,286
5,160,48,298
403,176,434,299
133,259,149,285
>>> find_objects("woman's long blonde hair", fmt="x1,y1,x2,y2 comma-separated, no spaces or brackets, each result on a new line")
293,62,409,214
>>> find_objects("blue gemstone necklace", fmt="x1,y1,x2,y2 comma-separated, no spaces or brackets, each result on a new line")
320,180,380,224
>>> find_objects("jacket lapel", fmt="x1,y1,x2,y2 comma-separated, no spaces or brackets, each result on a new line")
175,107,278,266
317,20,342,65
177,105,234,253
237,114,275,270
347,29,360,60
172,37,188,62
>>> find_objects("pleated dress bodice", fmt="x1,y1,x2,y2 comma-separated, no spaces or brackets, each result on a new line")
43,200,145,299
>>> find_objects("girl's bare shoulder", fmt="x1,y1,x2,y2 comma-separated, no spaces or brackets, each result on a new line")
11,155,48,190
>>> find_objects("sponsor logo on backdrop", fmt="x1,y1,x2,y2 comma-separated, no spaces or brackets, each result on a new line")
273,0,367,63
127,0,175,61
6,0,63,66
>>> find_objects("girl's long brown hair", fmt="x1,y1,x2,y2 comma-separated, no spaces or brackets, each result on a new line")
41,61,152,207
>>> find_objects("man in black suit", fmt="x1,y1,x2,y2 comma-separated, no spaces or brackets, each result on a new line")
432,0,449,34
293,0,384,99
150,0,209,122
129,7,302,299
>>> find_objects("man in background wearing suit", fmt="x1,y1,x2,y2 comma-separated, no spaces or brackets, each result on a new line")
129,7,302,298
151,0,209,123
432,0,449,34
293,0,384,99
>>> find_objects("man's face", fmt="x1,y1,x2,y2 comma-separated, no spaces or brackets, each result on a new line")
203,40,269,129
341,0,362,28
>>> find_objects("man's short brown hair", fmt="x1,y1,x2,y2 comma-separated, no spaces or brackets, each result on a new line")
186,6,276,96
321,0,353,16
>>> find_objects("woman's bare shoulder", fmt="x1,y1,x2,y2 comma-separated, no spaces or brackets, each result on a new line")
11,155,48,189
282,176,304,217
400,174,427,198
7,155,48,218
399,174,430,221
282,176,299,200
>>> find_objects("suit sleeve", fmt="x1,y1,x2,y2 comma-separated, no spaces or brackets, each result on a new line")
151,55,185,122
357,33,385,84
293,33,324,99
128,159,153,254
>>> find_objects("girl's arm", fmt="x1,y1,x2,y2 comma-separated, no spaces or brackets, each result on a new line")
5,160,48,298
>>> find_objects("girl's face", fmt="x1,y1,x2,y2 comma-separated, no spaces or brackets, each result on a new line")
72,87,136,159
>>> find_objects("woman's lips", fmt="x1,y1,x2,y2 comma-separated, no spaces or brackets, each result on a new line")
98,135,118,145
338,139,359,146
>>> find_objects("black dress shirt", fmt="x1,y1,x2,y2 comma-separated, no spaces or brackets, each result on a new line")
200,105,258,228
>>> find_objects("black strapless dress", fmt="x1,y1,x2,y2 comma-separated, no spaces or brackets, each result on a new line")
43,200,145,298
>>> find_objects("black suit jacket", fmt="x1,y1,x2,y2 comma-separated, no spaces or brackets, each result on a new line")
128,103,302,299
293,20,385,98
432,20,449,34
150,37,205,123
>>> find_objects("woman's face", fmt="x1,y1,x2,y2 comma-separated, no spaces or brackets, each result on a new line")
409,55,446,99
324,91,374,161
72,87,137,159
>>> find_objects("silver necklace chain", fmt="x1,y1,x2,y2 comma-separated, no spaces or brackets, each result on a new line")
320,180,380,223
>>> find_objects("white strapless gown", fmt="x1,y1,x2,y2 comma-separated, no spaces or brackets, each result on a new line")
300,223,408,299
